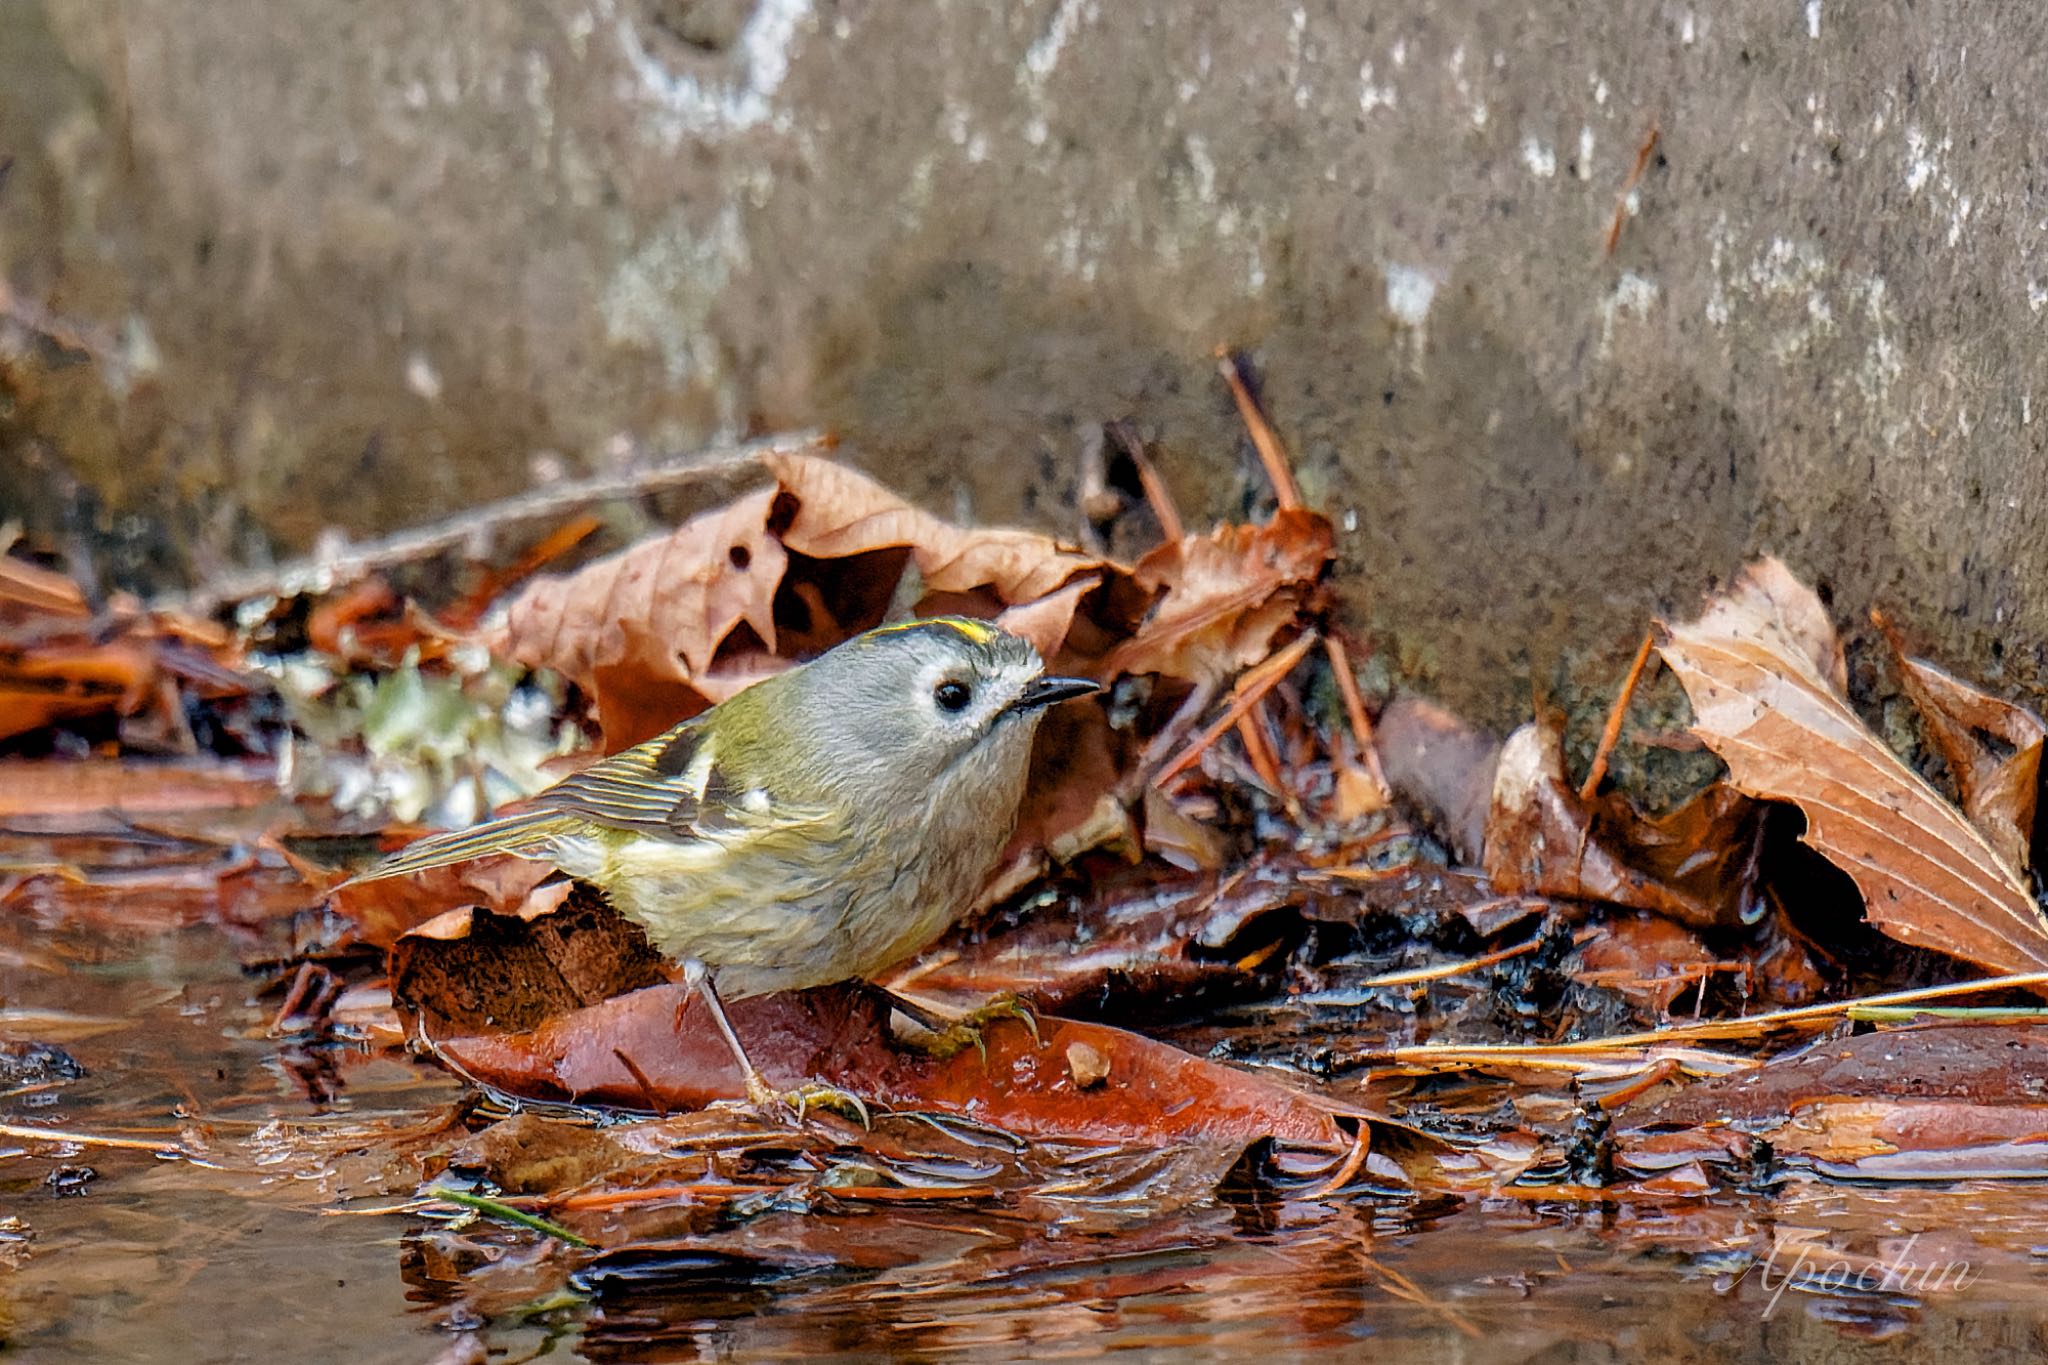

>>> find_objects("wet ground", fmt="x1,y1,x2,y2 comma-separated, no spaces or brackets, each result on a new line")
8,851,2048,1363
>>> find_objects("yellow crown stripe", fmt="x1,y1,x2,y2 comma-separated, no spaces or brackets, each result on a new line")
866,616,997,646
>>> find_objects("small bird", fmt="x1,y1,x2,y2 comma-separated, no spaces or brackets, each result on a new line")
349,616,1098,1116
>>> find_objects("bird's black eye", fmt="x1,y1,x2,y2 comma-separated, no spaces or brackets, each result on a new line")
934,680,972,712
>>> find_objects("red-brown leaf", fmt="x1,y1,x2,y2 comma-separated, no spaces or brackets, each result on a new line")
433,983,1352,1147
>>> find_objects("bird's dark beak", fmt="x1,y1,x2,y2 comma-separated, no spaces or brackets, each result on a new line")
1008,674,1100,713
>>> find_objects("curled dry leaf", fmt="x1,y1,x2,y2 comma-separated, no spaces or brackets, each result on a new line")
991,576,1097,664
1659,557,2048,974
1888,641,2045,876
1482,720,1760,930
488,486,788,744
1102,510,1333,685
486,454,1115,748
764,450,1105,604
334,852,558,950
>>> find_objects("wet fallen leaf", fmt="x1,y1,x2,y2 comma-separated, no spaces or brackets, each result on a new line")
434,984,1353,1148
1624,1022,2048,1180
0,758,279,819
901,856,1312,1012
1660,558,2048,974
1482,720,1759,930
1567,913,1727,1017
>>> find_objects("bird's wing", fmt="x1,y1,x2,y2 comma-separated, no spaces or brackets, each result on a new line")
534,719,831,842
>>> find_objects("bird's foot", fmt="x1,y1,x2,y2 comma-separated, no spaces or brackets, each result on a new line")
743,1071,872,1129
891,992,1042,1061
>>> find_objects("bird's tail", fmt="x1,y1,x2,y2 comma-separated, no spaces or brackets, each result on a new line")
339,809,580,886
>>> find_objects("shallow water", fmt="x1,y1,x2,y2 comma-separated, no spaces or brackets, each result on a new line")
8,886,2048,1362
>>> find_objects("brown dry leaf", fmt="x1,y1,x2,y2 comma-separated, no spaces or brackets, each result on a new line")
1375,694,1502,864
486,454,1118,748
1482,720,1758,930
1891,645,2044,875
993,577,1097,663
1103,509,1332,686
1567,912,1726,1016
488,486,786,742
765,450,1106,603
1660,557,2048,974
331,851,559,950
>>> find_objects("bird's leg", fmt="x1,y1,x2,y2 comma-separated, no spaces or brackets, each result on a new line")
678,959,871,1127
876,985,1042,1060
678,959,770,1099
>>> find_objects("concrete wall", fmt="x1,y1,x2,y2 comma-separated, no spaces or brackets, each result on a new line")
4,1,2045,725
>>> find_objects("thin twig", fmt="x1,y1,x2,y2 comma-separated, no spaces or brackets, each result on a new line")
1350,937,1543,991
1395,972,2048,1060
1155,632,1319,786
1214,347,1303,510
1298,1125,1371,1199
1104,420,1186,542
1587,1056,1684,1110
166,430,829,613
1228,708,1303,824
0,1120,192,1156
611,1047,671,1119
1603,121,1661,256
1364,1256,1484,1339
1322,634,1390,799
1579,631,1657,801
1383,1044,1756,1080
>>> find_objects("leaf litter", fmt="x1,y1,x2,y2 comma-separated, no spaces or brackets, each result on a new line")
11,369,2048,1351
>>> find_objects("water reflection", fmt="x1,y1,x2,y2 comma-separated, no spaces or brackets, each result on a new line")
7,910,2048,1362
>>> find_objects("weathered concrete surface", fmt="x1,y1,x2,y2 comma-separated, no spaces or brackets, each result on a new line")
4,1,2047,725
